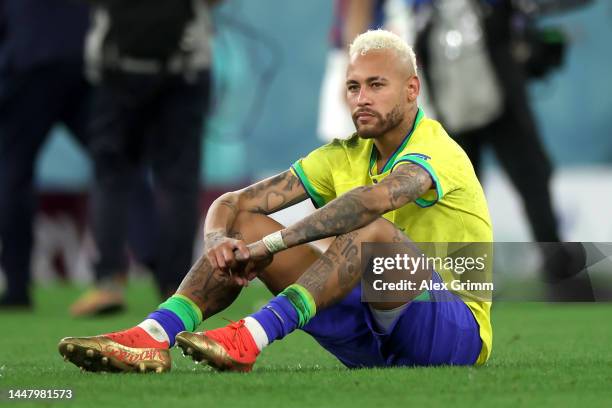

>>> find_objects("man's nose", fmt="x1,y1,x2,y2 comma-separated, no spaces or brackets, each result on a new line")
357,88,371,105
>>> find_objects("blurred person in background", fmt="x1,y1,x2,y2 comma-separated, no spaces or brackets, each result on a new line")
411,0,593,300
69,0,219,316
0,0,159,311
317,0,385,143
0,0,91,309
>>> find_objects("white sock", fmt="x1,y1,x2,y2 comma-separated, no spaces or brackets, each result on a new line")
244,316,269,351
368,303,410,334
138,319,170,344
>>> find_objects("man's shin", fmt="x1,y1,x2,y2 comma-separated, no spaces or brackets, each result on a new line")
176,254,242,320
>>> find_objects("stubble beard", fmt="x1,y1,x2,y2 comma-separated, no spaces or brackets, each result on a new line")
355,104,404,139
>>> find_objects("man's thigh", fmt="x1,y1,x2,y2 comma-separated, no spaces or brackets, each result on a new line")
385,275,482,367
302,285,385,368
302,274,482,368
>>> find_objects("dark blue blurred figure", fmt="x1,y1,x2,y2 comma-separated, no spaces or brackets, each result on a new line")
0,0,91,308
69,0,216,316
412,0,594,300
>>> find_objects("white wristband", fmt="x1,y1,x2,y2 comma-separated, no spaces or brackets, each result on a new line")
262,231,287,254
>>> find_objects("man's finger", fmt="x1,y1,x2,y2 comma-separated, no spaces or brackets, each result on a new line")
235,241,250,260
222,246,237,269
215,250,227,270
234,248,249,262
207,250,219,270
233,274,247,287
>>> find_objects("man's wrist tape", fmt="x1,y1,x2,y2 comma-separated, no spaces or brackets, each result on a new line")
262,231,287,254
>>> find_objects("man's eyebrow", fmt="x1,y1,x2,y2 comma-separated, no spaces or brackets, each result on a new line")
366,76,387,83
346,76,388,85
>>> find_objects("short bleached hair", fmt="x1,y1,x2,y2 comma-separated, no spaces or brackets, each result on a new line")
349,29,418,75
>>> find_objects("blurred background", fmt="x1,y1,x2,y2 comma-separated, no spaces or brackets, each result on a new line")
0,0,611,311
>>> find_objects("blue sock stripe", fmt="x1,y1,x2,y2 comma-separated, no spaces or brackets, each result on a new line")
250,296,299,344
265,305,285,324
148,309,185,347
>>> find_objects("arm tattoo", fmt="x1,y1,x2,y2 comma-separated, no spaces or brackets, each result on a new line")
205,170,306,239
282,163,432,248
382,163,432,210
241,170,308,214
218,198,238,215
204,230,226,251
284,187,378,246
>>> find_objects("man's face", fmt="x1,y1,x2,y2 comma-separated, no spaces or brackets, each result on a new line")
346,50,417,139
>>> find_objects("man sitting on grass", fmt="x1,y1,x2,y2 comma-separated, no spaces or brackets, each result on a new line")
59,29,492,373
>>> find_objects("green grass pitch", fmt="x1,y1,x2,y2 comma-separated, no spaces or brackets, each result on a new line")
1,279,611,407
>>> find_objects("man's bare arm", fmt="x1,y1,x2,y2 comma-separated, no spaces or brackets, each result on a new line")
279,163,432,248
205,170,307,237
204,170,307,271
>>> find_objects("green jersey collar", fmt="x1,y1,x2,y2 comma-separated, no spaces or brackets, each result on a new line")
369,107,424,176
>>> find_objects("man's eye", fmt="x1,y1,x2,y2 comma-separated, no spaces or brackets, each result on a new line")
371,82,383,88
347,85,359,92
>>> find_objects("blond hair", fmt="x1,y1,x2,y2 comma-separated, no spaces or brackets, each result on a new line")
349,29,417,75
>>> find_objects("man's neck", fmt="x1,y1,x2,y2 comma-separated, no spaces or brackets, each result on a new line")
373,106,418,165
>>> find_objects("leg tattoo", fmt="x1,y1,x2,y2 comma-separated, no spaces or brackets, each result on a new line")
176,253,242,320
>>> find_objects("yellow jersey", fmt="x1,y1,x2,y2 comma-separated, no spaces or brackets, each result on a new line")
290,108,493,364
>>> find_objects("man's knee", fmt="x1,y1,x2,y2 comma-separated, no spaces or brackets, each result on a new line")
357,218,402,243
229,211,284,244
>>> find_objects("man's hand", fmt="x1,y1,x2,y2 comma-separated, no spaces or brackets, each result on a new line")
202,170,306,269
205,232,273,287
201,170,307,285
239,240,272,263
204,231,250,274
231,240,273,285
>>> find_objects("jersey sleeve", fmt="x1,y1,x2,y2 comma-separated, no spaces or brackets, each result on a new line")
389,130,460,208
290,146,337,208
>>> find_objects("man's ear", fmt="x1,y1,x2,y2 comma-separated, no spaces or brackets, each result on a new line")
406,75,420,103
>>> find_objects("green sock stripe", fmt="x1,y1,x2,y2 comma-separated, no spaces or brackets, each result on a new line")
158,295,202,332
279,284,317,328
173,294,204,322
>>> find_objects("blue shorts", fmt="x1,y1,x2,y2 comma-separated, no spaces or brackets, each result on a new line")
302,272,483,368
